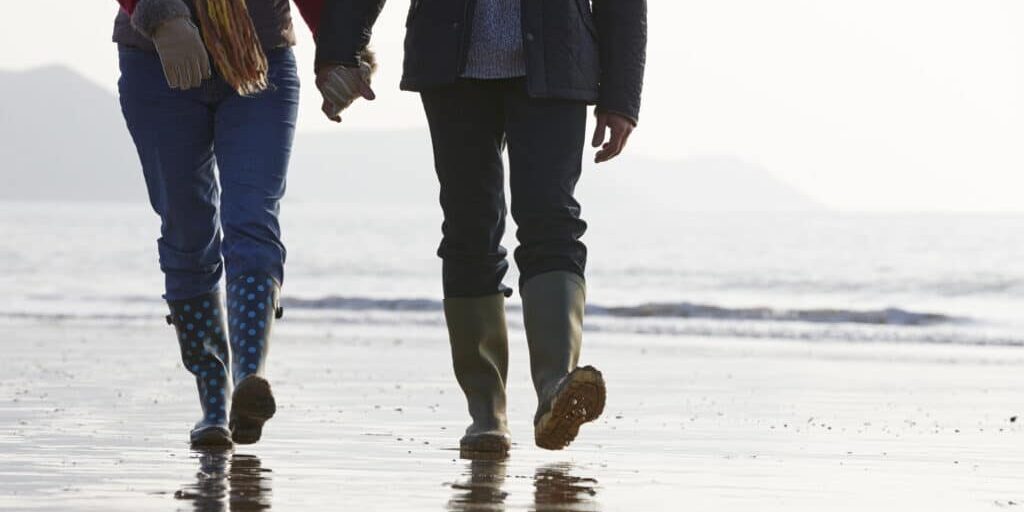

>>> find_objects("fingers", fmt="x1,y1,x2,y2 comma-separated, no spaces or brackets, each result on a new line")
168,64,183,90
321,69,357,107
591,115,609,148
183,59,201,90
358,79,376,101
359,62,376,100
317,65,372,122
595,120,633,163
199,56,212,81
323,86,354,113
593,113,636,164
321,99,342,123
162,61,205,90
594,128,621,163
320,82,345,109
331,69,359,98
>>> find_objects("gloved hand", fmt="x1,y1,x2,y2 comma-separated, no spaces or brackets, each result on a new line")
151,18,212,90
316,59,376,123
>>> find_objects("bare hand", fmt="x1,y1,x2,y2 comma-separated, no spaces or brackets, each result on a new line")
316,63,376,123
591,111,636,163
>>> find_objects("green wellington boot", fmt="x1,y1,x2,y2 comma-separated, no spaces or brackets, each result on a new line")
522,271,606,451
444,294,512,457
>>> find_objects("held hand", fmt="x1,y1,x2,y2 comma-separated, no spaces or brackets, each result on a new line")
151,18,211,90
591,111,636,164
316,61,376,123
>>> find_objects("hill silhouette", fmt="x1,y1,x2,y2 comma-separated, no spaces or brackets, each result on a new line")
0,66,823,212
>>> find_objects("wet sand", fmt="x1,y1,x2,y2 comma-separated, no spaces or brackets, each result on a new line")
1,317,1023,511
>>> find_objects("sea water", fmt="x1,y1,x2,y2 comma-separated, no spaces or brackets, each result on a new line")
2,201,1022,347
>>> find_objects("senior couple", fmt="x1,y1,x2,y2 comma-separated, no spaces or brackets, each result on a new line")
113,0,646,456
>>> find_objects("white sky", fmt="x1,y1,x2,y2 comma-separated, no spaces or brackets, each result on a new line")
4,1,1024,212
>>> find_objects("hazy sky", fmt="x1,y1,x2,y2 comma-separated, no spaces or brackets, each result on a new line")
4,1,1023,212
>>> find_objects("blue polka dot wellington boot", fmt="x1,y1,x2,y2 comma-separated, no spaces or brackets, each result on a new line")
166,292,233,448
226,273,282,444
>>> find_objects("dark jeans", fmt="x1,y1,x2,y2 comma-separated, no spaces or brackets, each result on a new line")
420,79,588,298
117,47,299,301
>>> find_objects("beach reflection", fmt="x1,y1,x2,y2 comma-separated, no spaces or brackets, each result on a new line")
447,459,600,511
447,458,509,511
533,463,600,511
175,450,272,511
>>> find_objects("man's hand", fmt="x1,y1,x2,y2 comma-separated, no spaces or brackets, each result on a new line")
591,111,636,164
316,61,376,123
151,18,211,90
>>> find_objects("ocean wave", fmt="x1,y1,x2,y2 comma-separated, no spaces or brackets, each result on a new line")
2,309,1016,349
280,296,954,326
587,303,955,326
583,318,1021,347
284,296,440,312
12,294,958,327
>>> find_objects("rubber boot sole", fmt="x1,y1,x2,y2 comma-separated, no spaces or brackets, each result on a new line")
460,432,512,459
191,425,233,448
230,375,276,445
534,366,606,451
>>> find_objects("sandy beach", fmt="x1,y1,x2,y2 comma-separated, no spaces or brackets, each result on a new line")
1,315,1022,511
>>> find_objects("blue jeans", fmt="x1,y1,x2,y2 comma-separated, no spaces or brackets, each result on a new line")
118,47,299,301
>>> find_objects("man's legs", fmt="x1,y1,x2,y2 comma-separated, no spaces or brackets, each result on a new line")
214,48,300,444
505,81,605,450
421,80,513,456
422,81,512,299
118,47,231,447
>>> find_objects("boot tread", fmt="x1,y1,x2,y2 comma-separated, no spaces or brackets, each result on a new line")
534,366,606,450
230,375,277,444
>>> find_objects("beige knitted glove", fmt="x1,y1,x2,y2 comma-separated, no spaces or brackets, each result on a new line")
152,18,212,90
316,51,377,123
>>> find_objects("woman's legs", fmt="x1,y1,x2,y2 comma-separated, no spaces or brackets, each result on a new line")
118,47,232,447
214,48,300,444
118,48,223,301
216,48,299,290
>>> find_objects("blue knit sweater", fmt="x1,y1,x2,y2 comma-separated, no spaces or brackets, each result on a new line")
463,0,526,79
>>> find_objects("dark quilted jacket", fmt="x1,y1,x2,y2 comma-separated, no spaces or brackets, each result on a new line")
316,0,647,123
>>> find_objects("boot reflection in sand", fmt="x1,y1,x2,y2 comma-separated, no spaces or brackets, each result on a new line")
174,450,272,511
175,449,230,512
533,462,600,511
228,454,273,511
446,459,509,511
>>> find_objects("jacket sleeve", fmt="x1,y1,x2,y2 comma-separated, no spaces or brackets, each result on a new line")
292,0,325,36
315,0,386,69
592,0,647,124
120,0,191,38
